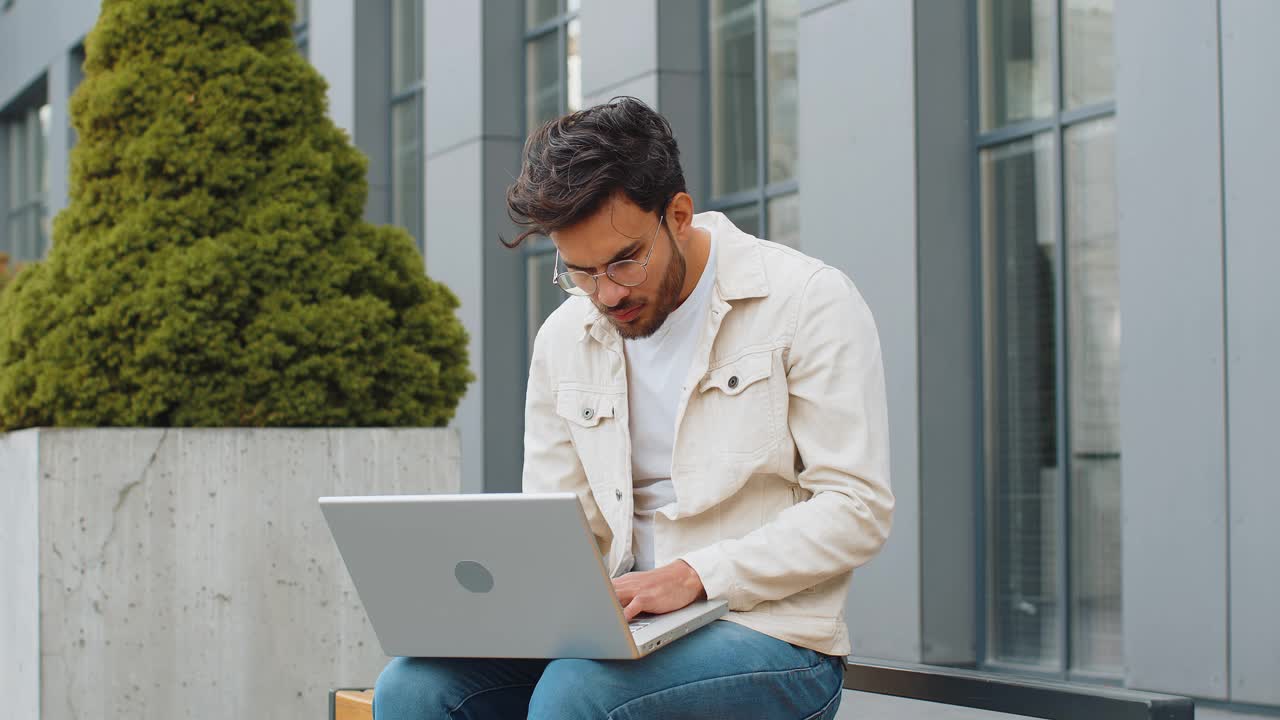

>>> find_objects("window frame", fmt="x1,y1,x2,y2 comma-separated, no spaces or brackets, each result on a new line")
521,0,581,363
1,103,50,263
389,0,425,252
292,0,310,57
704,0,799,243
971,0,1118,684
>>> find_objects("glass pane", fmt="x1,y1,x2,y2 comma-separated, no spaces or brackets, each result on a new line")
710,0,759,197
37,105,50,198
766,192,799,248
978,0,1054,130
766,0,798,184
37,205,50,259
981,133,1060,669
566,19,581,113
5,216,20,259
723,203,760,238
526,31,561,131
392,0,424,91
527,251,566,360
526,0,561,30
1065,117,1121,675
9,115,27,206
1063,0,1114,110
392,97,423,249
18,210,35,262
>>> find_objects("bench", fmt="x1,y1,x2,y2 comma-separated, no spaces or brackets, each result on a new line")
330,688,373,720
330,658,1195,719
843,658,1194,719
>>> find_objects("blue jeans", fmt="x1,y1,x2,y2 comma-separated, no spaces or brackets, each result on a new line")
373,619,845,719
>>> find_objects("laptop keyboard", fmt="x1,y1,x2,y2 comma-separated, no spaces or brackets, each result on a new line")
628,621,653,633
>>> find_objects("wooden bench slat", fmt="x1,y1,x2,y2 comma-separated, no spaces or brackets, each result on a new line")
334,689,373,720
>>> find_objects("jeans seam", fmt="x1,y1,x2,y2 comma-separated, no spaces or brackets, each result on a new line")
604,657,836,719
800,666,845,720
446,682,538,716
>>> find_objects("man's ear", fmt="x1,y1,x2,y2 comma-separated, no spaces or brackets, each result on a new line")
667,192,696,238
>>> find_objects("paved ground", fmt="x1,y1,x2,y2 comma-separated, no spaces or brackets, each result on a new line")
835,691,1036,719
834,690,1278,719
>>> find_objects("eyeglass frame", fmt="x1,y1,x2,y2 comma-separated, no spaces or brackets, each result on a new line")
550,214,666,297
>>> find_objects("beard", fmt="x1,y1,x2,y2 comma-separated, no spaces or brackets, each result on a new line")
605,228,686,340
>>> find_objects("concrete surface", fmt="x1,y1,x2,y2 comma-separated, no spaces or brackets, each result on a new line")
0,427,459,719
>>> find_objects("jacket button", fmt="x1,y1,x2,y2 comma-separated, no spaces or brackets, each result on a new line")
582,407,594,420
727,375,739,390
615,488,623,500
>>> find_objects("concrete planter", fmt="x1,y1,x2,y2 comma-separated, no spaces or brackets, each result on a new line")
0,427,460,719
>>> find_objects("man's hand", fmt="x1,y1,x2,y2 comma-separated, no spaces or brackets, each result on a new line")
612,560,707,621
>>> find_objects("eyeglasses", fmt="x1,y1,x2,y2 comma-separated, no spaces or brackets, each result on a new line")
551,215,665,297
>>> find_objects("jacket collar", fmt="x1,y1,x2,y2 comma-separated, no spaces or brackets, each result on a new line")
579,211,770,338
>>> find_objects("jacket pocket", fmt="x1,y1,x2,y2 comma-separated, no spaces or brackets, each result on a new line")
699,351,772,397
695,351,778,457
555,387,617,428
554,387,625,511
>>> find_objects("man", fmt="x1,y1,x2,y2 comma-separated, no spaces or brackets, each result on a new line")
374,97,893,719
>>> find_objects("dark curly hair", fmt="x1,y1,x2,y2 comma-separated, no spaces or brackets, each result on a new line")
503,96,687,247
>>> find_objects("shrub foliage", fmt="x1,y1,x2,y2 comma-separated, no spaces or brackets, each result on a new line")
0,0,471,429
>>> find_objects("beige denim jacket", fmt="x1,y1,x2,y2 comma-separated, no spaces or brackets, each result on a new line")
522,211,893,656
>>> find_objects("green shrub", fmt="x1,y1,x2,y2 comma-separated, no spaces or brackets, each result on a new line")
0,0,472,430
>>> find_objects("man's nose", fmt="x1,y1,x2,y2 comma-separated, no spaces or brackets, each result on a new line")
595,275,630,307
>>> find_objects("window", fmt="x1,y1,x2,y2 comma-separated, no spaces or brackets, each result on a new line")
2,104,51,262
708,0,798,247
523,0,581,359
524,0,581,131
293,0,310,57
390,0,424,251
977,0,1119,679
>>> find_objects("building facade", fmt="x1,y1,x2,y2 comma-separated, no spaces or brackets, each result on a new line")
1,0,1276,711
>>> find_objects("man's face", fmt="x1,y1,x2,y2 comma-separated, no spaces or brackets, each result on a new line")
551,197,687,340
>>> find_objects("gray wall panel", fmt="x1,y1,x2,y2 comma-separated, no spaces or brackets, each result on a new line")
353,2,392,225
481,137,529,494
914,0,978,666
0,0,97,106
1115,0,1229,699
425,141,486,494
309,0,356,136
656,0,704,75
799,0,922,662
1221,0,1280,706
425,0,526,494
580,0,657,99
584,72,659,110
424,1,483,156
482,0,524,141
656,0,708,201
657,70,709,203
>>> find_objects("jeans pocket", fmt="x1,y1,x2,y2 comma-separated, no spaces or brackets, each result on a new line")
801,658,845,720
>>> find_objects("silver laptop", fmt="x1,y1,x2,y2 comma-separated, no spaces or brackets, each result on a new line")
318,492,728,659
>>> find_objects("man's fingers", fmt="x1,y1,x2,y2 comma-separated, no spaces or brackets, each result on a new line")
624,596,645,621
613,581,634,606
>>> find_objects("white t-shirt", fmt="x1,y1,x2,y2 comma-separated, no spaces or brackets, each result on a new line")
624,237,717,571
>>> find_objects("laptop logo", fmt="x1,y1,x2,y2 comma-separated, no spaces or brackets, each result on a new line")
454,561,495,593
